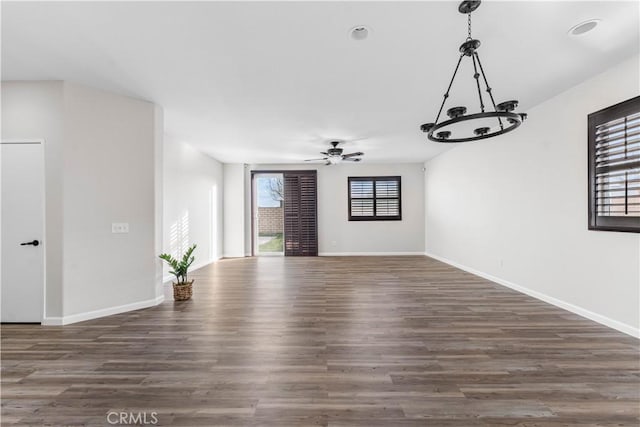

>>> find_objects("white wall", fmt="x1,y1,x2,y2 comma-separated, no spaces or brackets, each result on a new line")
424,55,640,336
246,163,425,255
62,82,161,318
2,81,163,323
154,106,164,299
1,81,65,318
223,163,246,257
163,135,224,280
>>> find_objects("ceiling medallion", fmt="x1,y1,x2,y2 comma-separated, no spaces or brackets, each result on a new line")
420,0,527,143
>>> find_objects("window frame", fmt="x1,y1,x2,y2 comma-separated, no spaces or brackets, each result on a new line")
348,176,402,221
587,95,640,233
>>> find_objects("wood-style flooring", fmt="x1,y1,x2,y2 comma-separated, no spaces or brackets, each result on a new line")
2,256,639,426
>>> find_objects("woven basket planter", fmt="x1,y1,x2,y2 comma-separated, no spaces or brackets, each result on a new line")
173,281,194,301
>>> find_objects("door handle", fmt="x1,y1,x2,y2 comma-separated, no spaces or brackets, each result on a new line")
20,240,40,247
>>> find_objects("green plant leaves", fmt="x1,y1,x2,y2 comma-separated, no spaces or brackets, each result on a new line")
158,244,197,284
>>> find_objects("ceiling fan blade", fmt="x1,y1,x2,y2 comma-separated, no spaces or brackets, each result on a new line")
342,157,362,162
305,158,328,162
320,152,329,156
342,152,364,158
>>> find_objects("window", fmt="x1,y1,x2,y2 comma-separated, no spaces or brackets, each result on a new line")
348,176,401,221
588,96,640,232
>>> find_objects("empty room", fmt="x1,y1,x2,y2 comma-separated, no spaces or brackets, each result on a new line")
1,0,639,426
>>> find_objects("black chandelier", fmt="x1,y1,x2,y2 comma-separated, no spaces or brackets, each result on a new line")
420,0,527,143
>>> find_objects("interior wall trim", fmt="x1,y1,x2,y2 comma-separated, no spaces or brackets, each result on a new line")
40,317,64,326
424,252,639,339
42,294,165,326
319,252,425,256
222,253,246,259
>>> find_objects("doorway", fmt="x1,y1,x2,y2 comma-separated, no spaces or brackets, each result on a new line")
254,173,285,256
1,140,45,323
251,171,318,256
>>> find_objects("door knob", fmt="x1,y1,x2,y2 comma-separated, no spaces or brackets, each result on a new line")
20,240,40,247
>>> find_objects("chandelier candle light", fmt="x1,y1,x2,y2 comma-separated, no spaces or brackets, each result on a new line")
421,0,527,143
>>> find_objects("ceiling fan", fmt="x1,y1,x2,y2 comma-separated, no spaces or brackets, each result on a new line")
305,141,364,165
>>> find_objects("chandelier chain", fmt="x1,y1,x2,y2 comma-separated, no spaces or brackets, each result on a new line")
467,13,472,40
435,54,465,124
471,54,485,113
473,52,504,130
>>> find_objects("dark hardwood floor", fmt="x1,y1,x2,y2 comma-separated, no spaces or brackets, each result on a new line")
2,256,639,426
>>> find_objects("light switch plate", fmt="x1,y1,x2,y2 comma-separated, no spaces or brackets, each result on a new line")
112,223,129,233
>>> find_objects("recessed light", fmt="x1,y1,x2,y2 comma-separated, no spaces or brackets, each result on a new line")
568,19,601,36
350,25,370,41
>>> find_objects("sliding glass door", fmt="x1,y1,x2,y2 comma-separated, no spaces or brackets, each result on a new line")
254,173,285,256
283,171,318,256
252,171,317,256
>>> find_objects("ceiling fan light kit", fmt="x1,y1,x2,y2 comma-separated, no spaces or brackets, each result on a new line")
305,141,364,166
420,0,527,143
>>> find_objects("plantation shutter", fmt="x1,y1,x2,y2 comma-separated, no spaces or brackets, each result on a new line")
589,96,640,232
349,180,374,217
375,179,401,217
284,171,318,256
348,176,402,221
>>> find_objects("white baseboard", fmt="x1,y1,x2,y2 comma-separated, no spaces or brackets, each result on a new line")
424,252,639,339
42,295,165,326
223,253,246,259
319,252,425,256
41,316,64,326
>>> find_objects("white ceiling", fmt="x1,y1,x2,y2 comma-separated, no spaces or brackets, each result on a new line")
2,1,638,163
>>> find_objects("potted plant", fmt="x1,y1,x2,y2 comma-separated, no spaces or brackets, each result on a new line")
159,244,197,301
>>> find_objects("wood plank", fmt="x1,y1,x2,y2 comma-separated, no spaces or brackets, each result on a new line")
1,256,638,425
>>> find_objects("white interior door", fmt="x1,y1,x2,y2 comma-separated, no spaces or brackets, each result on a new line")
1,141,44,323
